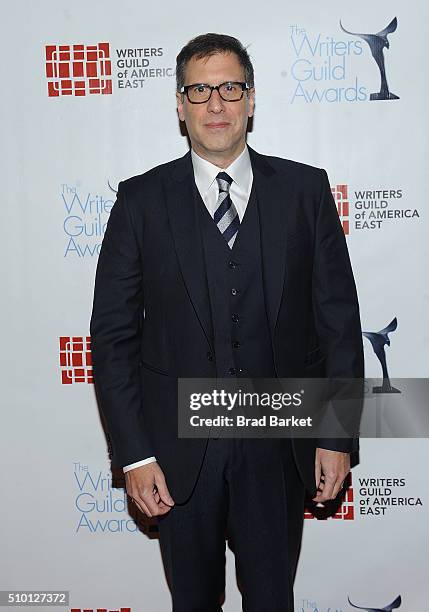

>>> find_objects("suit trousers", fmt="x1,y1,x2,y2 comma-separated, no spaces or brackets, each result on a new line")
157,437,305,612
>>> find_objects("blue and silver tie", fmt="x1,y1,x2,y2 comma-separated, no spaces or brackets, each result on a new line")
214,172,240,248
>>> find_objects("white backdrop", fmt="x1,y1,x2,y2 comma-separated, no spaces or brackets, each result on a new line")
1,1,428,610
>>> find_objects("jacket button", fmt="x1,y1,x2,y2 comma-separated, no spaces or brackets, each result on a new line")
231,288,239,296
231,314,239,323
228,367,237,375
228,260,238,269
206,351,214,361
232,341,241,348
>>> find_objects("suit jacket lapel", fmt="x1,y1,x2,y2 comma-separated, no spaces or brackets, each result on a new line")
165,147,292,346
249,146,291,336
165,151,214,349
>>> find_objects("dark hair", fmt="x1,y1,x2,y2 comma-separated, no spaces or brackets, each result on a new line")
176,33,254,91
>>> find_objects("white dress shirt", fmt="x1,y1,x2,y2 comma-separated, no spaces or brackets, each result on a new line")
123,145,253,473
191,145,253,222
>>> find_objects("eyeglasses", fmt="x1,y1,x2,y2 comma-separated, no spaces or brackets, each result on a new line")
180,81,250,104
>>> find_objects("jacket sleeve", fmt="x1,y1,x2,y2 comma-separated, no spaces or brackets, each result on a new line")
90,181,154,467
312,169,364,453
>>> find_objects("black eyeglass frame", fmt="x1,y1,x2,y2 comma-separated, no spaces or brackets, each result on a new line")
180,81,250,104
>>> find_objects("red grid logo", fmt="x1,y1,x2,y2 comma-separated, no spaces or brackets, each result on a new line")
331,184,350,235
304,475,355,520
59,336,93,384
70,609,130,612
331,485,354,520
45,43,112,97
71,609,130,612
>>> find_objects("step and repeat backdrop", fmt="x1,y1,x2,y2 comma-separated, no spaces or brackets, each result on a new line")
2,0,428,610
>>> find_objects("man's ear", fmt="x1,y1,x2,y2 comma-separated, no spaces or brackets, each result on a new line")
176,91,185,122
247,87,255,118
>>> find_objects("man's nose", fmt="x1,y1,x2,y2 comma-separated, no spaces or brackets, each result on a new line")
207,88,225,113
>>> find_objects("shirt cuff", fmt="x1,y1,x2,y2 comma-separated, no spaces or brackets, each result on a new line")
123,457,157,473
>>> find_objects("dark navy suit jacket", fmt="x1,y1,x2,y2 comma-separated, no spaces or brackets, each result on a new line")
90,147,364,503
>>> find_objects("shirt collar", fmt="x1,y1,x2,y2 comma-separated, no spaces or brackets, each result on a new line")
191,145,252,197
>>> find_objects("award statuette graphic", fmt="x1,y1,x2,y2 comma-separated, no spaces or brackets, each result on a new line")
340,17,399,101
363,317,401,393
348,594,401,611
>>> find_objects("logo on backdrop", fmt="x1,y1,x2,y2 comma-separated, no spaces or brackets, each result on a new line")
73,462,156,535
45,42,173,97
348,594,401,610
287,17,399,103
340,18,399,101
363,317,401,394
330,184,420,234
59,336,92,384
299,598,343,611
298,594,401,611
71,608,130,612
305,474,355,520
305,471,423,520
61,182,114,258
331,185,350,234
46,43,112,97
357,476,422,517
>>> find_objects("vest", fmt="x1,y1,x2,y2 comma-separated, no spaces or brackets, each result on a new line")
193,183,276,378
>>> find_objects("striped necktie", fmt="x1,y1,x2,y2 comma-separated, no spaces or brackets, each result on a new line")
214,172,240,248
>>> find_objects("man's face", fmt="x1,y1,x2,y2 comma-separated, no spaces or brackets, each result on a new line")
176,52,255,165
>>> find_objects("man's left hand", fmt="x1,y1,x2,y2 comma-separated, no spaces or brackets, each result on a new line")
312,448,350,503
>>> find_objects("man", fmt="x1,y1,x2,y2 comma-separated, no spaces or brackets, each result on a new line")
91,33,363,611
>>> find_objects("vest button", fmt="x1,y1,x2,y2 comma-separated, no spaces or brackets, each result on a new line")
232,341,241,349
231,314,239,323
206,351,214,361
228,367,237,376
231,288,239,296
228,260,238,269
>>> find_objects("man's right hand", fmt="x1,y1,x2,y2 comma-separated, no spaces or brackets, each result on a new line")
125,462,175,517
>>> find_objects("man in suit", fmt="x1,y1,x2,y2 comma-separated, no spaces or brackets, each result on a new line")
90,33,364,611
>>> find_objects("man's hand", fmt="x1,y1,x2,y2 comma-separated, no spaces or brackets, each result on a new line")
313,448,350,503
125,462,175,517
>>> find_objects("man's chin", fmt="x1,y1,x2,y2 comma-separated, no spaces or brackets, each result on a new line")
197,137,242,156
203,138,232,152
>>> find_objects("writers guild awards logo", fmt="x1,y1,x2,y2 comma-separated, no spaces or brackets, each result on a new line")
363,317,401,394
107,179,118,194
348,594,401,610
340,17,399,101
